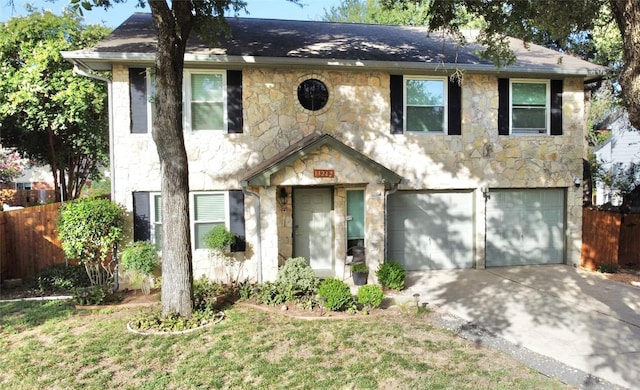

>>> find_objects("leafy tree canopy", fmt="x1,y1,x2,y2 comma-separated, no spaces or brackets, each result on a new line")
0,9,110,200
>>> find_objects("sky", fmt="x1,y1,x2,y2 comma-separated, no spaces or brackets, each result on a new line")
0,0,342,27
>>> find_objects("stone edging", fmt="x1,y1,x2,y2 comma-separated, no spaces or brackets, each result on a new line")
125,311,226,336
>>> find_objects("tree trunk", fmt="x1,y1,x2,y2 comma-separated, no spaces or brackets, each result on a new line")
149,1,195,318
611,0,640,130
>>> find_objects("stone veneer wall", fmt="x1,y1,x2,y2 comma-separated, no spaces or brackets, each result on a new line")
110,64,585,282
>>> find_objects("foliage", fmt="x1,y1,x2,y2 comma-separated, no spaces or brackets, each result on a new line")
357,284,384,309
237,280,255,301
597,263,620,274
128,306,222,333
57,198,125,286
193,276,228,310
275,257,320,302
317,277,353,311
204,225,236,252
34,263,91,292
350,262,369,274
255,281,288,306
0,149,30,184
120,241,159,294
72,285,109,305
593,160,640,208
0,11,110,200
376,261,405,291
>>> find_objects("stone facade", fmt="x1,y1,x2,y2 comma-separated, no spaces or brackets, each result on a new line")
110,64,585,282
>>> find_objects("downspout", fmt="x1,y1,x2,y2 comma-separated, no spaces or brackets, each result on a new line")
384,182,400,262
241,181,262,283
71,62,118,291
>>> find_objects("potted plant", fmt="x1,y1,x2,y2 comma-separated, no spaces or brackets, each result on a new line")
350,263,369,286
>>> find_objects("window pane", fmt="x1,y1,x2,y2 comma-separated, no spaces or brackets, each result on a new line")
407,79,444,106
406,106,444,132
153,195,162,223
195,194,225,221
347,190,364,239
192,102,224,130
512,83,546,105
195,222,224,249
191,74,223,101
513,107,546,131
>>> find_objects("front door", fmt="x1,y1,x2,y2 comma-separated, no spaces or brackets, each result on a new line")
293,188,333,276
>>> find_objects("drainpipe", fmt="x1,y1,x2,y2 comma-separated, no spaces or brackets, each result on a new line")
384,182,400,262
241,181,262,283
71,62,118,291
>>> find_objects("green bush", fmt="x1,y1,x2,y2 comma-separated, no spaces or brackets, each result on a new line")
255,281,288,306
120,241,159,275
72,285,109,305
376,261,405,290
57,198,125,286
193,277,227,310
317,278,353,311
276,257,319,301
204,225,235,252
357,284,384,308
350,263,369,273
35,263,91,292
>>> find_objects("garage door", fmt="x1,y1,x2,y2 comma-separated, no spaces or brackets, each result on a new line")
388,191,474,270
486,189,565,267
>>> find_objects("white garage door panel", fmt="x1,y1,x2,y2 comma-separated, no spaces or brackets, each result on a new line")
388,191,474,270
486,189,565,267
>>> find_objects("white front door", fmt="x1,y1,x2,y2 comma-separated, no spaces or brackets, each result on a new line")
293,188,333,275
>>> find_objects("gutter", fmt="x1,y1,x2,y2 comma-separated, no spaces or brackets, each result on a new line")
70,60,119,291
241,181,262,284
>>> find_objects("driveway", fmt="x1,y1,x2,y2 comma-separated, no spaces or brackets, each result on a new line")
393,265,640,389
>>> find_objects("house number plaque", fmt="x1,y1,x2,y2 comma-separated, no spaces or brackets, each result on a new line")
314,169,335,178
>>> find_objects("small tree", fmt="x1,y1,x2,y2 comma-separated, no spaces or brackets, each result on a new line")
58,198,125,286
0,149,29,184
120,241,160,294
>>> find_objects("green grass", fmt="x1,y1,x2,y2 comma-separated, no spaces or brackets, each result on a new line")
0,300,570,389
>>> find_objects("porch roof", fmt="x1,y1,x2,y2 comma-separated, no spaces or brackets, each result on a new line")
240,133,403,186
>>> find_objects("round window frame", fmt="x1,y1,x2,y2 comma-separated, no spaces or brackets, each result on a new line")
296,77,330,112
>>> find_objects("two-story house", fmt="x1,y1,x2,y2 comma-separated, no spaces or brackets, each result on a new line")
63,15,605,283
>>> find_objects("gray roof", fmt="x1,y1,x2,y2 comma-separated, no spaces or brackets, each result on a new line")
64,13,607,80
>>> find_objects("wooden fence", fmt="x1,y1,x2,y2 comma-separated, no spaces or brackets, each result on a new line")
0,203,66,284
582,208,640,270
1,189,56,207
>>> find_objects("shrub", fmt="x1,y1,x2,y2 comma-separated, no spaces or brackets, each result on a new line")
193,276,228,310
318,278,353,311
35,263,91,292
255,281,288,306
357,284,384,308
276,257,319,301
72,285,109,305
350,263,369,273
57,198,125,286
597,263,619,274
120,241,159,294
376,261,405,290
204,225,235,252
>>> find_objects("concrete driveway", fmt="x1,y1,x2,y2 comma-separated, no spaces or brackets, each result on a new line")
393,265,640,389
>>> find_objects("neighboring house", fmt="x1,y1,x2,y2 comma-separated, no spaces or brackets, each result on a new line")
593,111,640,206
62,15,605,283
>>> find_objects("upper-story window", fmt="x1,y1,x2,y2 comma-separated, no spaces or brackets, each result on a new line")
128,68,243,134
510,80,550,135
404,77,447,133
185,71,226,131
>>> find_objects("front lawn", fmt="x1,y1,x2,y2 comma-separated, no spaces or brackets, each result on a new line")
0,300,570,389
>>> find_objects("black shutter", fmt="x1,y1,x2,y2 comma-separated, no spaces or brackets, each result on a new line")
390,75,403,134
133,192,151,242
498,78,510,135
550,80,563,135
448,78,462,135
229,190,246,252
227,70,243,134
129,68,148,134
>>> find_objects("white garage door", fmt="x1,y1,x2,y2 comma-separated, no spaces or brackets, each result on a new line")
486,189,565,267
388,191,474,270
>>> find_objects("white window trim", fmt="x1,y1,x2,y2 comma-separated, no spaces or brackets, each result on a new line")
190,191,230,251
403,75,448,134
150,191,230,252
146,69,155,131
509,79,550,136
346,188,366,246
184,70,228,132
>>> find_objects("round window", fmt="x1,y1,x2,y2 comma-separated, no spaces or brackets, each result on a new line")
297,79,329,111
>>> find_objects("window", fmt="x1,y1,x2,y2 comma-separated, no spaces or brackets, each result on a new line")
16,183,32,190
192,193,226,250
510,80,550,135
151,194,162,250
185,71,226,131
346,189,365,249
405,77,447,133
